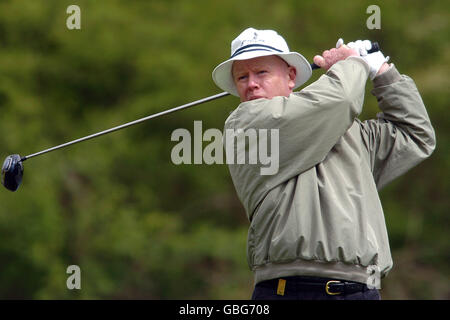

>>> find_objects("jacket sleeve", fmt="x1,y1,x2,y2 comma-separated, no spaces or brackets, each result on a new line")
225,57,370,216
359,64,436,190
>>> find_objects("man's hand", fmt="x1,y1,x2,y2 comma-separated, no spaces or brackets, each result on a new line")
376,62,390,76
313,43,359,71
347,40,390,79
314,39,391,78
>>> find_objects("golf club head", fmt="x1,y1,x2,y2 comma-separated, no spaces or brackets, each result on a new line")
1,154,24,192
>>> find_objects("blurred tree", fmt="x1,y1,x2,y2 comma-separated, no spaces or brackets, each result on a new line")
0,0,447,299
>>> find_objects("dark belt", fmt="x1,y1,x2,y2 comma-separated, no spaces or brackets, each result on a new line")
256,276,369,296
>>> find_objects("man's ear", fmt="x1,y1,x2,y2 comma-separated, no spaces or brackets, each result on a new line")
288,66,297,90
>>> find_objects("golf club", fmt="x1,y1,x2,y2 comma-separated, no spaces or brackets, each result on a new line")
1,41,380,192
1,92,229,191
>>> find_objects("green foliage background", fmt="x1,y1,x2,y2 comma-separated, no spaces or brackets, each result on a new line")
0,0,448,299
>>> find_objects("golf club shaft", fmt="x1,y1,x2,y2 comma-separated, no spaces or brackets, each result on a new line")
21,91,230,162
20,41,381,162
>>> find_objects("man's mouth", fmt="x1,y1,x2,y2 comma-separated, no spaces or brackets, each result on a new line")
248,95,264,101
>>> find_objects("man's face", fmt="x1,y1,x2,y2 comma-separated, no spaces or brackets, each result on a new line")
232,55,297,102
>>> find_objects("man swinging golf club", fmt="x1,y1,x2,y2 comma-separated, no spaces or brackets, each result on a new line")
0,34,376,191
212,28,435,300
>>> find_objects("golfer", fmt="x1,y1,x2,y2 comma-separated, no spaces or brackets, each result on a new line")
212,28,435,300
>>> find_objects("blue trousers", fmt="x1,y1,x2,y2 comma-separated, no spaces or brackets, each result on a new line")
251,276,381,300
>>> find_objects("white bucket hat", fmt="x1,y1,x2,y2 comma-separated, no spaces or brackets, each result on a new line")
212,28,312,96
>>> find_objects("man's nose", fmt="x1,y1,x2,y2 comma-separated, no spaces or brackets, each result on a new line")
248,73,260,89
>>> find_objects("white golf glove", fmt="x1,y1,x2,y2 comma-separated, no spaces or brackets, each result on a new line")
346,39,389,79
346,39,372,55
336,38,345,49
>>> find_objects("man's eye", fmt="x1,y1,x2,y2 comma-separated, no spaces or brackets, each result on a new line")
258,70,267,75
238,75,247,81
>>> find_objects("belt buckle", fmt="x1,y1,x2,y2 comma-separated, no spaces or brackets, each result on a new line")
325,280,341,295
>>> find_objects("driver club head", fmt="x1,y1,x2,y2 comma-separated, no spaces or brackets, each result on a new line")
1,154,24,192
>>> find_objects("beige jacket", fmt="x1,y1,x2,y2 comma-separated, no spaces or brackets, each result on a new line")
224,57,436,284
